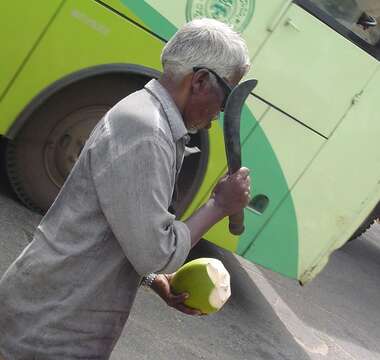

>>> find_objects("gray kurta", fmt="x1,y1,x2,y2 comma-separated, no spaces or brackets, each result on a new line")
0,79,191,359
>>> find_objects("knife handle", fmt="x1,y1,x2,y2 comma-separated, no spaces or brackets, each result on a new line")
229,210,245,235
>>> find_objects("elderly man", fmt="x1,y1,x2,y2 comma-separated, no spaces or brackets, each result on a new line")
0,18,251,359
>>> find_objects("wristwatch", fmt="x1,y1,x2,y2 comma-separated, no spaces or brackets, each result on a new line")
141,273,158,287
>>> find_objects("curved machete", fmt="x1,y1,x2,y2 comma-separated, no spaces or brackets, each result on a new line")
223,79,258,235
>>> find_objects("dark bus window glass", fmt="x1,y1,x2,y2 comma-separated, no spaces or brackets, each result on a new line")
308,0,380,46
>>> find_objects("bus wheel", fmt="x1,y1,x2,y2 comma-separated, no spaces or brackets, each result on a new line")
349,202,380,241
6,74,149,213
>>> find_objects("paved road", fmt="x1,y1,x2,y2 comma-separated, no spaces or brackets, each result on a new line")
0,161,379,359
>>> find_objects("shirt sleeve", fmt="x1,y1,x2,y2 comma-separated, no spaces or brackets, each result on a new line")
90,135,191,276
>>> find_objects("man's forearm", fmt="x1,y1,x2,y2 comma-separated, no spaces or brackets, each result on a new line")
184,198,226,248
141,199,224,284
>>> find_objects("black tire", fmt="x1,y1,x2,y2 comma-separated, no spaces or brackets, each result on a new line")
349,202,380,241
6,74,149,213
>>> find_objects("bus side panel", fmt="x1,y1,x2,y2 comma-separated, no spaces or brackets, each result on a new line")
0,0,164,135
0,1,63,103
293,65,380,283
120,0,289,57
247,3,379,137
241,107,324,278
243,64,380,282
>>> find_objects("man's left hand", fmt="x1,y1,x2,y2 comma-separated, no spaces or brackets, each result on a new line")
150,274,202,316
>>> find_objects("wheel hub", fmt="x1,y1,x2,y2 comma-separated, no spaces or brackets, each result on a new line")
44,106,109,188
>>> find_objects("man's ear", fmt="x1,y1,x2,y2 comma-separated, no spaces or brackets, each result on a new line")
191,70,210,95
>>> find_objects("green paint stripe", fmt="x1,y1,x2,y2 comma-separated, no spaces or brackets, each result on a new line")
120,0,177,40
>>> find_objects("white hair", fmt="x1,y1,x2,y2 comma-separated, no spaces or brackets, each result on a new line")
161,18,250,81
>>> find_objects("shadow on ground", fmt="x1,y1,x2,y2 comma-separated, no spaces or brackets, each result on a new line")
112,240,311,360
256,226,380,359
0,160,311,360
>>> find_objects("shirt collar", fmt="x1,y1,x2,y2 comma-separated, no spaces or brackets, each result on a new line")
144,79,189,142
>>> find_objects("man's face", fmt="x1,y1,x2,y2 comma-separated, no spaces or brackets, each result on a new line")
183,68,243,131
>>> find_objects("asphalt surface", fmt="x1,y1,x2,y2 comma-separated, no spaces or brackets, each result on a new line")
0,156,379,359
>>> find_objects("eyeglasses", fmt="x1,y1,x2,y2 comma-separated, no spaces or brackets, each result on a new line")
193,67,232,111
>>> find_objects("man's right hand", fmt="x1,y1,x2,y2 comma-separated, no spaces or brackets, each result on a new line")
184,166,251,248
210,167,251,216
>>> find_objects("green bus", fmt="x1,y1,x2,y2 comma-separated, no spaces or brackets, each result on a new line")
1,0,379,284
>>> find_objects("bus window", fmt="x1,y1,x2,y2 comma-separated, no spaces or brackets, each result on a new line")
309,0,380,45
296,0,380,58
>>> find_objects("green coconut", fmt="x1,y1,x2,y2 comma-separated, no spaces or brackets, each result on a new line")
170,258,231,314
